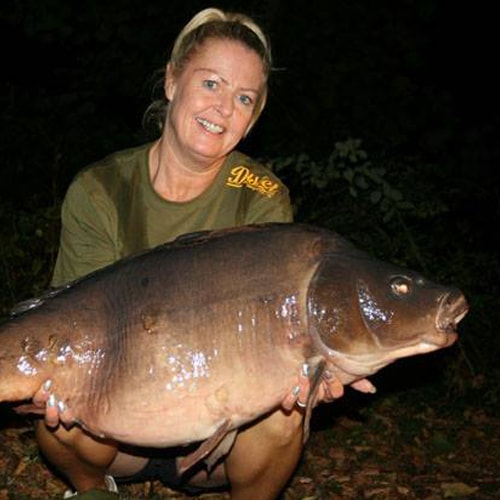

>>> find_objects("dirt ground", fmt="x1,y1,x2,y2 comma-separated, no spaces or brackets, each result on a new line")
1,384,499,500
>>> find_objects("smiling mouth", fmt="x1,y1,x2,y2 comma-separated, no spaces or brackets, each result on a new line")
196,118,224,134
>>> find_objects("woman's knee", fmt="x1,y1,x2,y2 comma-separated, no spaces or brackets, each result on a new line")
255,408,304,446
35,419,117,469
233,409,304,456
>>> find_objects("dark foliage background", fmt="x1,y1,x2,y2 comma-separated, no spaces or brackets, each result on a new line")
0,0,499,462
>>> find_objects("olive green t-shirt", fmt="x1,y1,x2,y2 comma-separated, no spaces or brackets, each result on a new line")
51,143,293,287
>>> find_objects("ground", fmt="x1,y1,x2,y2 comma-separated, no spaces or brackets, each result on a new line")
1,383,498,499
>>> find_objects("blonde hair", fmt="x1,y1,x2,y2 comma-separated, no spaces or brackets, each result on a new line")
144,8,272,134
170,8,271,76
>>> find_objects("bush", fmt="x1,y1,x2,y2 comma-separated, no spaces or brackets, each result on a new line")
0,202,60,316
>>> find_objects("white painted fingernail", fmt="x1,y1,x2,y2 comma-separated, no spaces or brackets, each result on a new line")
47,394,56,407
302,363,310,377
57,401,67,413
43,380,53,391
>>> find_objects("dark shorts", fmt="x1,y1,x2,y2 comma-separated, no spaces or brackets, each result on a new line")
116,445,225,496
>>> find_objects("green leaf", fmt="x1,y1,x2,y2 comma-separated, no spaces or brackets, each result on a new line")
370,190,382,204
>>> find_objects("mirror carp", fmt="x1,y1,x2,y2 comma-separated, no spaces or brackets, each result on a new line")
0,223,468,469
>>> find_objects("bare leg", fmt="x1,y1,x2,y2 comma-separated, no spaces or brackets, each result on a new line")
225,408,304,500
34,379,303,499
109,444,228,490
37,411,302,498
108,408,303,499
35,420,118,492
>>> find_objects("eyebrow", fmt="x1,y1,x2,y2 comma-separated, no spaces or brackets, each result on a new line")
194,68,260,94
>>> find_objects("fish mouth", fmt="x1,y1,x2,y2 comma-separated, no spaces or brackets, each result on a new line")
435,290,469,337
414,290,468,352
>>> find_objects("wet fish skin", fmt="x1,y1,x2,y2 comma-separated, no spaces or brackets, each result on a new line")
0,223,468,451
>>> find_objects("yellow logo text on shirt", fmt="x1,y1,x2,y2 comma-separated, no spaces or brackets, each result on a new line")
226,166,280,198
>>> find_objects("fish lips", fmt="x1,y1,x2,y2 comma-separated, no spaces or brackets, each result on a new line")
427,289,469,347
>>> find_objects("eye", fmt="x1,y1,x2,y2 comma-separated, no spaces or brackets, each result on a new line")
202,79,218,90
389,277,412,297
238,94,254,106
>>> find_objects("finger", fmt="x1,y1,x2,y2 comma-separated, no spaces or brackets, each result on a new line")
282,363,315,411
44,394,61,427
323,370,345,400
44,394,76,428
33,379,53,406
351,378,377,394
296,363,311,408
281,385,300,411
56,399,76,428
325,379,344,400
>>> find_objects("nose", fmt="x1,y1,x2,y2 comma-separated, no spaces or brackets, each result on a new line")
215,91,234,117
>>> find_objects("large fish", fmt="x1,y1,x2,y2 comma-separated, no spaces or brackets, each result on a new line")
0,223,467,469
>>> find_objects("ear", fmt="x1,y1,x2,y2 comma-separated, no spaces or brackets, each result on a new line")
164,63,176,101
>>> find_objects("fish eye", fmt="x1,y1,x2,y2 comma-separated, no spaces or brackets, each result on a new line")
390,277,412,297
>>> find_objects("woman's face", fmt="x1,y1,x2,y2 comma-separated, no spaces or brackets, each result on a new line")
164,38,265,167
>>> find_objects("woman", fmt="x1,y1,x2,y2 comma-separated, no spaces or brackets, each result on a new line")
33,8,338,500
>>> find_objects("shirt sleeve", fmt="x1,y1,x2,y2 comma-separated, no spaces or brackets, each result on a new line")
243,186,294,224
51,178,117,287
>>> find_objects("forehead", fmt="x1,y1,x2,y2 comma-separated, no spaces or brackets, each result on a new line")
181,38,265,86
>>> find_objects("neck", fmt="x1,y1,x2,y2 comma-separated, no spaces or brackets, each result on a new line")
149,139,226,202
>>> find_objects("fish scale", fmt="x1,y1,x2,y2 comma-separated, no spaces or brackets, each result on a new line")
0,222,468,470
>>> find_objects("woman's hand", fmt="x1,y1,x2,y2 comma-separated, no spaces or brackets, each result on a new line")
282,362,377,412
32,380,75,428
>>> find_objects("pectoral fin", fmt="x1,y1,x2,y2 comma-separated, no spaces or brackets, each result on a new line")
204,429,237,471
302,357,326,443
178,419,233,474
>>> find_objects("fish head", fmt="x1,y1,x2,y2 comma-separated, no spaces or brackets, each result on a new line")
307,250,469,381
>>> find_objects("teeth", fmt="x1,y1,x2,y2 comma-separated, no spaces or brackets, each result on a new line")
196,118,223,134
